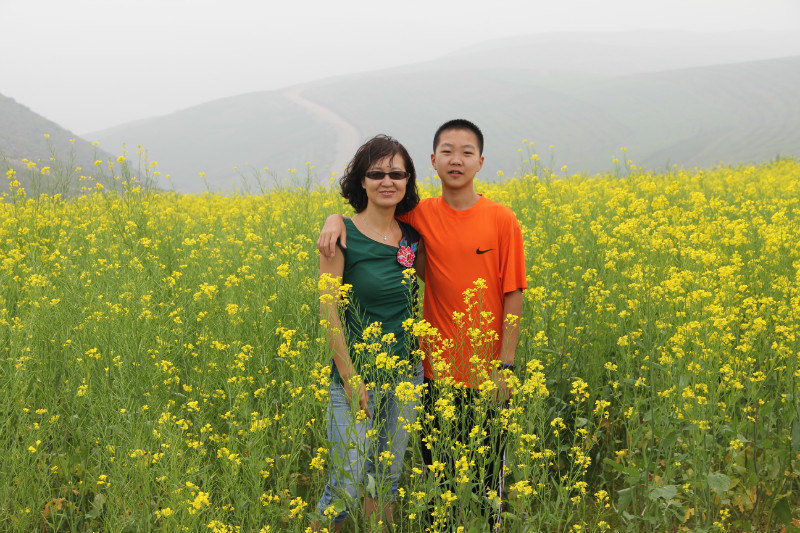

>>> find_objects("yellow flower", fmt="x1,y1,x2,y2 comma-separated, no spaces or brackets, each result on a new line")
155,507,173,518
188,491,211,513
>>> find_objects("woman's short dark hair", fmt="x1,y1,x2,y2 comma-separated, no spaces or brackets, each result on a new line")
340,134,419,214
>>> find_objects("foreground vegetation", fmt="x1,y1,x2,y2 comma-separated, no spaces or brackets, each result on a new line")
1,153,799,532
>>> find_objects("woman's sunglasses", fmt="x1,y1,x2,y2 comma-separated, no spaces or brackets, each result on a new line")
365,171,410,180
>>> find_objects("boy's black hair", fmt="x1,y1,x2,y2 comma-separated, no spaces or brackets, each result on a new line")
340,134,419,215
432,119,484,155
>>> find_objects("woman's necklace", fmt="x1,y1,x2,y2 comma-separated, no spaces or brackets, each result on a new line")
356,214,396,242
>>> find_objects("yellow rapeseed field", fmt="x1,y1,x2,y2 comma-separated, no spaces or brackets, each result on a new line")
1,152,798,532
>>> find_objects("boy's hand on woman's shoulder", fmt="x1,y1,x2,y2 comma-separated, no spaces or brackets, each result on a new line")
317,214,348,259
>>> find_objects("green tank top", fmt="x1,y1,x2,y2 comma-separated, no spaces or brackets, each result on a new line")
330,218,420,386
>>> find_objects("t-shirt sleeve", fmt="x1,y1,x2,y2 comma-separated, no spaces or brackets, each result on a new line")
396,208,415,226
397,197,429,227
499,208,528,294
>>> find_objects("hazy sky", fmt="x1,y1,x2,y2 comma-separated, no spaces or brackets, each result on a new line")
2,0,799,134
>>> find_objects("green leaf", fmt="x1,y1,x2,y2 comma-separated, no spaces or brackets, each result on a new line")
333,498,347,513
603,458,641,480
791,417,800,454
365,474,377,499
660,429,679,449
575,417,588,428
85,493,105,520
773,497,792,526
648,485,677,501
603,458,624,472
706,472,730,495
617,487,633,513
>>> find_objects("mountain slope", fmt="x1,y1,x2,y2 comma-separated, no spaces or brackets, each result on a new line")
91,91,338,192
555,55,800,170
287,54,800,176
1,93,112,191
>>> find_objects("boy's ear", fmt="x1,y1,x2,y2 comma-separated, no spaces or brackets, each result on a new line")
478,155,484,171
430,153,436,168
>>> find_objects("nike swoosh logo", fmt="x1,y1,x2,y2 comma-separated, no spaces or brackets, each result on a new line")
476,248,494,255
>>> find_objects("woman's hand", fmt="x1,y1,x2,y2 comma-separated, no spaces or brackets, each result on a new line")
342,374,371,419
317,215,348,259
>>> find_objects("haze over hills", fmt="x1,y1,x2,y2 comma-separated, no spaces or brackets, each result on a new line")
299,54,800,176
433,30,800,75
79,31,800,191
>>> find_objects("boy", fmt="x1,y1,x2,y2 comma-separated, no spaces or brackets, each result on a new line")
317,119,527,525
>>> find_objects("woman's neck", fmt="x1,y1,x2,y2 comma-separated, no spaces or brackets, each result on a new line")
355,204,400,245
358,205,396,230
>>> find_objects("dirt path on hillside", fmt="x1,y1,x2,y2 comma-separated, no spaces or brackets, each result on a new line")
283,89,360,174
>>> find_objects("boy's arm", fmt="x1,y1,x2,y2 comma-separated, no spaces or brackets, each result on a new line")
499,289,523,366
317,214,348,259
493,289,523,403
494,208,527,403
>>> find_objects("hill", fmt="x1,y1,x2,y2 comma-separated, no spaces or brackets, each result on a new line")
89,91,337,193
299,55,800,173
89,31,800,192
0,93,113,194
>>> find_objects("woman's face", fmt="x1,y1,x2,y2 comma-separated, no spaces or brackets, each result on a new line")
361,154,408,209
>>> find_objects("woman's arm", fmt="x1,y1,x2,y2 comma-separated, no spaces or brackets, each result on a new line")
319,252,371,418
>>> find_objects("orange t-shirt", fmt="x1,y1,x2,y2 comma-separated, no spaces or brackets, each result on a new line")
400,196,527,388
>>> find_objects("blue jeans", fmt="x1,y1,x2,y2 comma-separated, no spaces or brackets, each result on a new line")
316,371,421,524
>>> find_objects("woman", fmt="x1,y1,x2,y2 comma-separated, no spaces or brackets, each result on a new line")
315,135,423,530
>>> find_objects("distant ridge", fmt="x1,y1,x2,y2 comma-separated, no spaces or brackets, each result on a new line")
87,31,800,192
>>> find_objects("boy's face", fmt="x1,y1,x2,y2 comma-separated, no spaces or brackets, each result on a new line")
431,128,484,192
